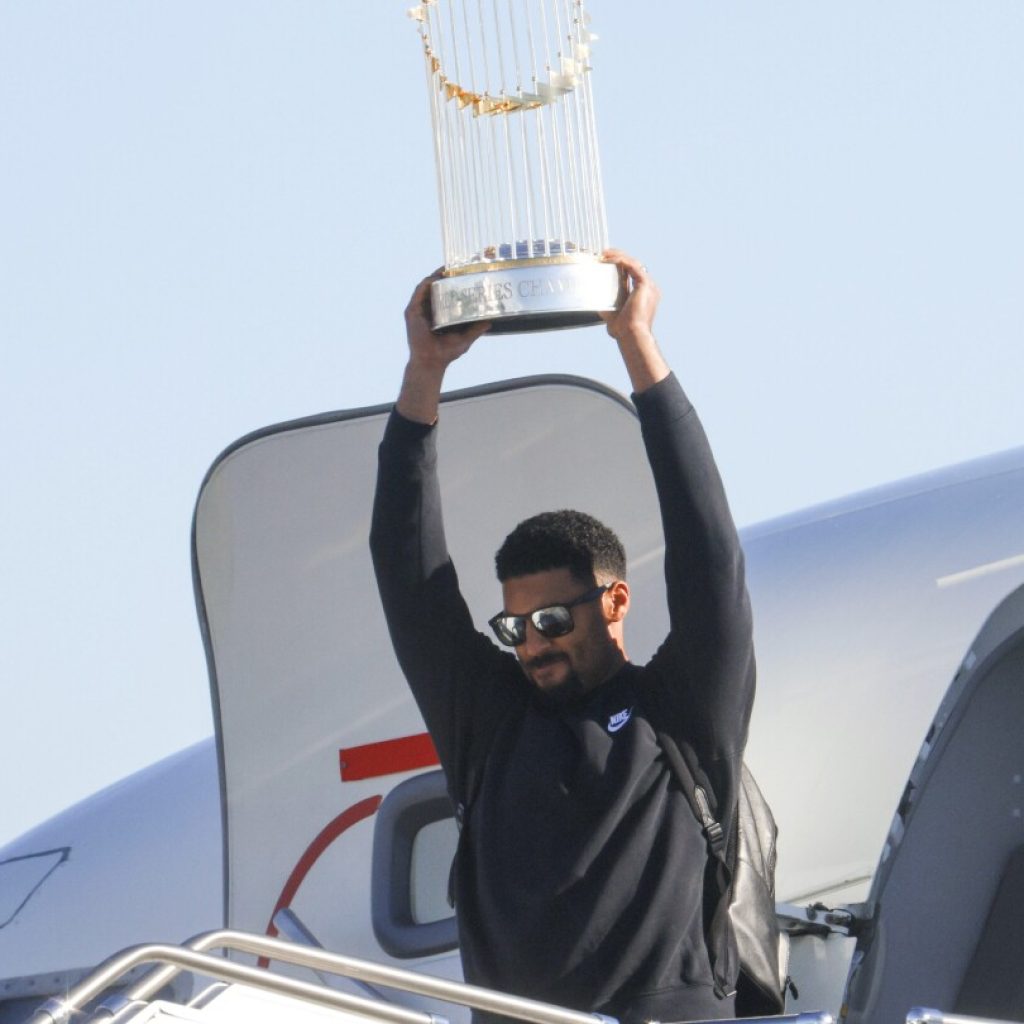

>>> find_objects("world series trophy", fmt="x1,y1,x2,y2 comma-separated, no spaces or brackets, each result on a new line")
408,0,622,333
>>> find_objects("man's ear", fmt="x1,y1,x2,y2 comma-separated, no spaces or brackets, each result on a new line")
605,580,630,623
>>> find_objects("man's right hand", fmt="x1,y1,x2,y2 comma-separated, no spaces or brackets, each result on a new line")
600,250,670,394
397,269,491,424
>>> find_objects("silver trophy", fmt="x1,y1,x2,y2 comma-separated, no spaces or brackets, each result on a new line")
409,0,621,333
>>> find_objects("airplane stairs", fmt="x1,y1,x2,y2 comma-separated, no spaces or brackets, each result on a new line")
23,928,834,1024
22,927,1009,1024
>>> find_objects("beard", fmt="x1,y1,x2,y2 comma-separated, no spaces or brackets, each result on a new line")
522,652,587,709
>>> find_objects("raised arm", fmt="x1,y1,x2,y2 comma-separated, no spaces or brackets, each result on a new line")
601,251,754,765
637,377,754,745
370,275,507,778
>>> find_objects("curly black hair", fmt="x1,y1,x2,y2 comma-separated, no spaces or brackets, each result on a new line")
495,509,626,583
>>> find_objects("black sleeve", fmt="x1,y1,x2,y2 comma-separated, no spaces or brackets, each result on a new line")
634,375,755,819
369,409,521,794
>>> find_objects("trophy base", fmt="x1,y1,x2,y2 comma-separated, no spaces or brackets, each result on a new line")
431,260,622,335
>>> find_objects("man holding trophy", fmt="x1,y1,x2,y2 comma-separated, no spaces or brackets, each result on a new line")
369,5,756,1021
370,251,755,1024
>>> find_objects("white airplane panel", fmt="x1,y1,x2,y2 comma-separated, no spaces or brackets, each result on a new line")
193,377,669,961
0,741,220,984
744,448,1024,903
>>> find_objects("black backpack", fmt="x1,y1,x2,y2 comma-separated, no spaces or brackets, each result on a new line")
650,725,786,1017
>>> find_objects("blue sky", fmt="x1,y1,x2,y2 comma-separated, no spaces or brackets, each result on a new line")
2,1,1022,847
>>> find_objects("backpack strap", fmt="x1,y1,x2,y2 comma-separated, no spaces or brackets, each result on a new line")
445,748,482,908
644,709,739,1001
656,730,727,856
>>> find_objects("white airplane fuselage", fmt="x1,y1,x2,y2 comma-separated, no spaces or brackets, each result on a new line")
2,377,1022,1022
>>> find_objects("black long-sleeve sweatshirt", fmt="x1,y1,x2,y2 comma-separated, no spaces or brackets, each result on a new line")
370,374,755,1024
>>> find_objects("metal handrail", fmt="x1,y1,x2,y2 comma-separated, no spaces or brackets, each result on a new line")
906,1010,1017,1024
270,907,394,1002
36,930,614,1024
28,942,437,1024
675,1018,831,1024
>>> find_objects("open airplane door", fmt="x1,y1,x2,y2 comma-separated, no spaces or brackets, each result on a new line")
191,376,672,973
840,582,1024,1024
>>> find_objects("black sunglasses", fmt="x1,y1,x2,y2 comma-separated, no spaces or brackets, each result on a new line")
488,584,611,647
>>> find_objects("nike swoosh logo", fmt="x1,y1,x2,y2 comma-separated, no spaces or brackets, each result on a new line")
607,707,633,733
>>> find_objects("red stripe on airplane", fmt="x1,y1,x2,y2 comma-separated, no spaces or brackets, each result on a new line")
339,732,440,781
260,795,383,966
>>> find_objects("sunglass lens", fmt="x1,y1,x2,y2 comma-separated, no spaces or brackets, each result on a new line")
533,606,573,638
493,616,525,646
